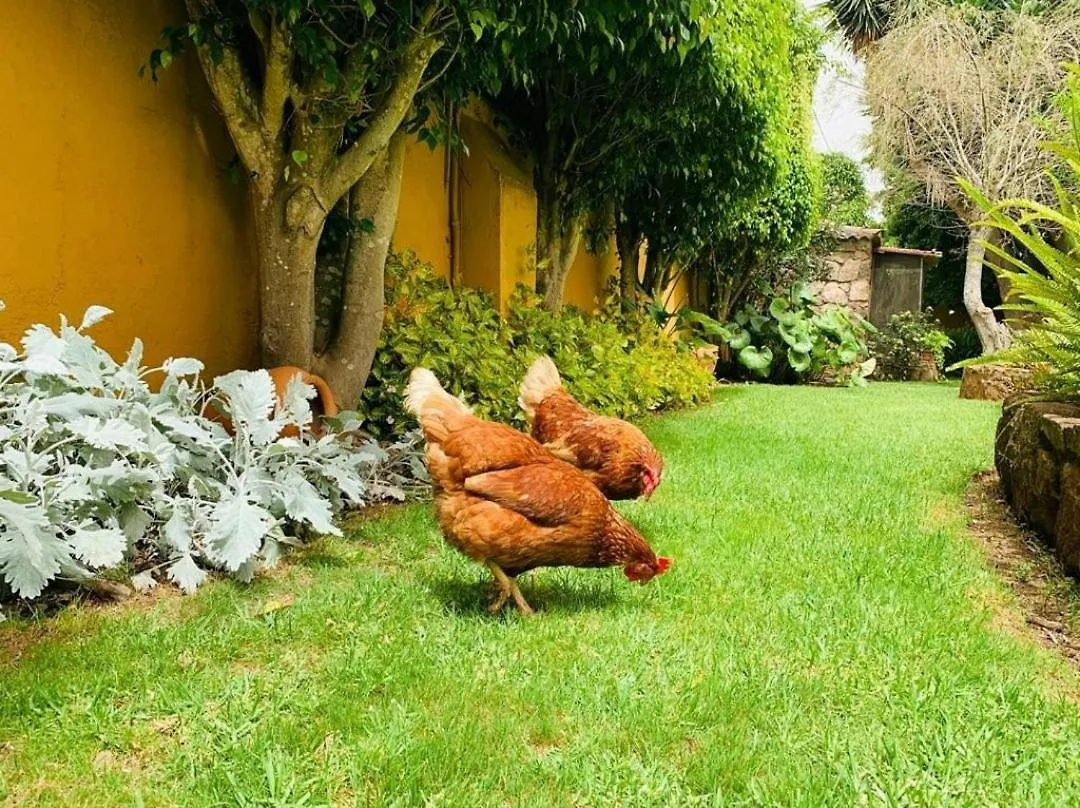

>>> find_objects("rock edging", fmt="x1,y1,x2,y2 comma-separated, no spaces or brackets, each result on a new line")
996,395,1080,573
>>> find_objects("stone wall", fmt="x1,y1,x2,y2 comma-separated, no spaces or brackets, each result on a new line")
809,228,877,318
996,397,1080,574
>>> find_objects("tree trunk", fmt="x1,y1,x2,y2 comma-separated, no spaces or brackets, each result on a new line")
615,221,641,309
534,153,581,310
314,133,408,408
252,189,323,368
963,225,1012,354
642,248,669,299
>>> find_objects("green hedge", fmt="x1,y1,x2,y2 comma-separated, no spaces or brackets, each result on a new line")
359,252,715,438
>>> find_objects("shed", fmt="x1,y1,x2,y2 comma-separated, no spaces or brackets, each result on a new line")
869,245,941,328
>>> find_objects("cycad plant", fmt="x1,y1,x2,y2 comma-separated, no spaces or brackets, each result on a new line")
826,0,893,52
959,66,1080,398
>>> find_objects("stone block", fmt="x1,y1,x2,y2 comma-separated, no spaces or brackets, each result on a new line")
834,259,862,283
1056,464,1080,574
1041,414,1080,460
997,401,1080,574
820,282,848,305
849,279,871,303
959,365,1037,401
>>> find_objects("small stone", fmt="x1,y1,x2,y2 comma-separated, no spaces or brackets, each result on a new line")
849,279,871,302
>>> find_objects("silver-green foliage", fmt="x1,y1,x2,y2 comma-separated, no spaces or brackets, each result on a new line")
0,303,418,603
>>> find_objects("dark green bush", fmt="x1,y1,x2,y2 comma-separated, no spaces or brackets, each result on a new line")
359,253,715,438
943,326,981,375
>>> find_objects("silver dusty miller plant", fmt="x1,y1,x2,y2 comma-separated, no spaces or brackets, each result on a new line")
0,302,423,611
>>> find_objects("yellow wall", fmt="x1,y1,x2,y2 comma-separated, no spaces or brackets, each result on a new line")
4,7,687,373
392,140,451,279
0,0,258,377
457,113,539,311
565,244,619,311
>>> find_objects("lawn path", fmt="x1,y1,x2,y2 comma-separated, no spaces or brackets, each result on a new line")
3,383,1080,806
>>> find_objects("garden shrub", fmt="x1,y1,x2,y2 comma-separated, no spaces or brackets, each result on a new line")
360,253,715,439
868,309,952,381
682,282,876,385
0,303,420,607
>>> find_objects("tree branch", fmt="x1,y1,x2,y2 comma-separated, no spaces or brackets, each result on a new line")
260,17,294,152
321,33,442,207
185,0,270,184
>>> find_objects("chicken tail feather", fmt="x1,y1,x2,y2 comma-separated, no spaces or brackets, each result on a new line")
518,355,562,422
405,368,471,442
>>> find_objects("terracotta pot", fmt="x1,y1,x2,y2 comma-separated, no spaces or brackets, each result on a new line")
267,366,339,438
912,350,940,383
209,367,339,438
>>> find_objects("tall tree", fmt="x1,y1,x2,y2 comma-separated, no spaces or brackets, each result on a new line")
150,1,498,405
484,2,734,310
818,152,872,227
865,4,1080,353
666,7,824,322
612,0,808,305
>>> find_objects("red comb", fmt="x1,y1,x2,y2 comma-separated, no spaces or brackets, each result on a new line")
657,557,672,574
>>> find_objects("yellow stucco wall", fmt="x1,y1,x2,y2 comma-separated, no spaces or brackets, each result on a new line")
5,6,685,372
457,113,539,311
0,0,259,377
565,244,619,311
392,140,451,279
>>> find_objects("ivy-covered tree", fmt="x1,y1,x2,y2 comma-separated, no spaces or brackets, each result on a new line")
150,1,505,406
678,8,824,322
818,152,872,227
483,2,740,310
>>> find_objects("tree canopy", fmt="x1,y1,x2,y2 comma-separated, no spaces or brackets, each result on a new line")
818,153,873,227
865,3,1080,352
677,8,823,321
478,0,810,309
608,2,822,307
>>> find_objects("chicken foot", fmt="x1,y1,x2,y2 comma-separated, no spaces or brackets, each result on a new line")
486,561,535,616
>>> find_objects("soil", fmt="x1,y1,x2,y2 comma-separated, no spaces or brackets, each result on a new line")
966,469,1080,669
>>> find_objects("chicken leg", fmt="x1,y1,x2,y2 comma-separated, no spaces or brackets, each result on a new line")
486,561,535,616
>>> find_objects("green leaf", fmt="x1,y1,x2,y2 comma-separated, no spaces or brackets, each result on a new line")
787,348,812,373
726,326,752,351
737,345,774,376
291,150,309,167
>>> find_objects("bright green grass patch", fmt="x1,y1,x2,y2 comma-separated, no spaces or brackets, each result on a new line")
2,383,1079,806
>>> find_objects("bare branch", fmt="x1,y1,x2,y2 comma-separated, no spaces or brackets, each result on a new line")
865,5,1080,215
321,33,442,207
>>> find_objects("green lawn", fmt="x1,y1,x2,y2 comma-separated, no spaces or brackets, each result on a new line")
3,383,1080,806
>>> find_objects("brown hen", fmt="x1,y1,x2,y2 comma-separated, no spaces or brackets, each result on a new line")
518,356,664,500
405,368,670,615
